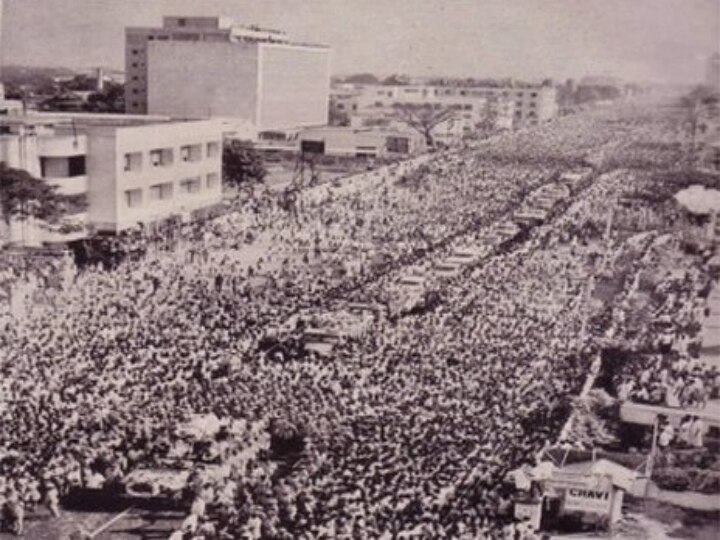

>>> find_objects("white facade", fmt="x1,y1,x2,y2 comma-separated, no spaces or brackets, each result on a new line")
127,15,331,133
0,114,224,244
297,126,425,158
126,16,285,115
146,40,330,133
335,83,557,130
85,119,223,232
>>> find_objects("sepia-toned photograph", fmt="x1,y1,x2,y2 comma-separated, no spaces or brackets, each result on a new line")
0,0,719,538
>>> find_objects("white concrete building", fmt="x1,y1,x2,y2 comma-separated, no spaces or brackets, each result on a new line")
296,126,426,158
0,113,223,244
0,84,23,116
126,16,331,134
333,83,557,131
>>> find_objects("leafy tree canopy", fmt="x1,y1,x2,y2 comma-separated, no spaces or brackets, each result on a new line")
343,73,380,85
222,140,267,189
0,164,67,224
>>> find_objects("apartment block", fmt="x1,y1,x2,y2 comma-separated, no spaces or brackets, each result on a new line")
126,16,331,133
0,113,223,244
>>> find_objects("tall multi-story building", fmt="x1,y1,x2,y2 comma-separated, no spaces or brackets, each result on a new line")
0,113,223,244
125,16,331,134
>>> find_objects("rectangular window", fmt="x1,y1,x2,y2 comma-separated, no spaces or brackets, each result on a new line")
174,33,200,41
123,152,142,172
125,188,142,208
149,148,173,167
206,173,220,189
206,141,221,158
68,156,86,176
180,144,202,162
149,182,173,201
180,177,202,193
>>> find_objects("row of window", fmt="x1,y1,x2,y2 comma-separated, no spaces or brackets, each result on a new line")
123,142,221,172
124,173,220,208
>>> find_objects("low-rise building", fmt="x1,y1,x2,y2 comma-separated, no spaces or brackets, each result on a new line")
331,82,555,132
297,126,425,158
0,84,23,116
0,113,223,245
254,125,425,160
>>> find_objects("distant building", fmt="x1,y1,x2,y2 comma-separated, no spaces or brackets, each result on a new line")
254,125,425,159
297,126,425,158
125,16,331,133
0,113,223,244
706,53,720,90
0,84,23,115
333,82,555,132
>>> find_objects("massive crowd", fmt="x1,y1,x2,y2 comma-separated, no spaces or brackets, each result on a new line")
0,103,705,538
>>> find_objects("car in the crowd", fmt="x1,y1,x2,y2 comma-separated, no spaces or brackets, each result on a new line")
514,208,549,228
303,328,342,356
447,246,487,267
432,259,464,280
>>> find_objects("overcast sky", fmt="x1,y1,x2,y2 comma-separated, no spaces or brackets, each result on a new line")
2,0,718,83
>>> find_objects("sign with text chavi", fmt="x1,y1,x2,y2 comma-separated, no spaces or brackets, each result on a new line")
563,487,612,515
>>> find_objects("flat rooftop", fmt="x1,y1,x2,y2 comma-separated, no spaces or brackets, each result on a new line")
0,112,214,129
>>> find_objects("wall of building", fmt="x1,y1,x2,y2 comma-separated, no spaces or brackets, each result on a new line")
346,83,557,130
125,25,236,114
298,126,422,157
147,41,259,124
0,133,41,178
86,120,223,232
85,130,119,231
257,43,331,131
125,30,152,114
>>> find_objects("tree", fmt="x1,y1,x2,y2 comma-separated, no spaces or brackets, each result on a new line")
392,103,457,148
343,73,380,85
382,74,410,86
222,140,267,189
86,82,125,113
0,164,66,225
62,74,96,92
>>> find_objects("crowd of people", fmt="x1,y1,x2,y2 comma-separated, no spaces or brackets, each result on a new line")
0,102,703,537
